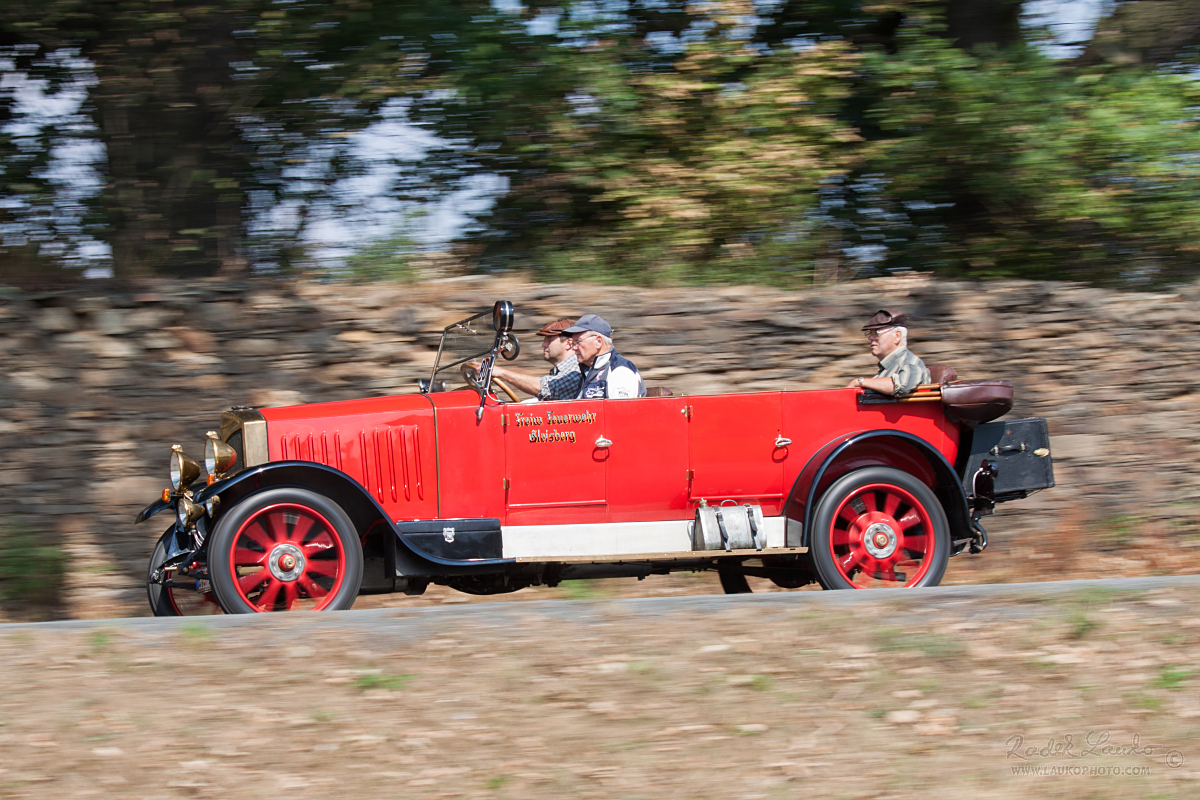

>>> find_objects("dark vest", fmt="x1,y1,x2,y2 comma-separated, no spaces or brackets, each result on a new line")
577,350,646,399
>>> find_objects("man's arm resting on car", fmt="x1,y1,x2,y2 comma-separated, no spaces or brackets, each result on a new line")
848,376,897,395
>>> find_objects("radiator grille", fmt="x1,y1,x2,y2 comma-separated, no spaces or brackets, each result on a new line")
226,428,244,473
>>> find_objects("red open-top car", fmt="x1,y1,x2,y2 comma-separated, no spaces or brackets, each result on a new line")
140,301,1053,614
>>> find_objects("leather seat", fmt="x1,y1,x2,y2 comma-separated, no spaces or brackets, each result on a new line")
927,364,959,384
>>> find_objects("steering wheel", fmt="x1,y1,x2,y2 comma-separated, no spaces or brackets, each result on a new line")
460,364,521,403
493,377,521,403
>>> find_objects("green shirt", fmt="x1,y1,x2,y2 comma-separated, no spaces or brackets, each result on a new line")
875,346,931,398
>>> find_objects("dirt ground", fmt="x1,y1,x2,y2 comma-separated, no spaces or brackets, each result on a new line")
2,581,1199,799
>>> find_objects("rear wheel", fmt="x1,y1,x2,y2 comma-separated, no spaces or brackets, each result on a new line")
147,529,222,616
808,467,949,590
717,566,752,594
208,488,363,613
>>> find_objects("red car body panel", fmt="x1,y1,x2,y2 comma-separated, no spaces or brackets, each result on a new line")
502,399,607,526
604,397,691,523
260,394,439,522
688,392,786,513
258,386,960,528
429,392,507,522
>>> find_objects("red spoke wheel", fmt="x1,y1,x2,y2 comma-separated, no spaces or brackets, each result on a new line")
808,467,949,590
147,529,222,616
208,488,363,613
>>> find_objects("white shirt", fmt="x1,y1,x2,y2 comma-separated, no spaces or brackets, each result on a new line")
587,351,642,399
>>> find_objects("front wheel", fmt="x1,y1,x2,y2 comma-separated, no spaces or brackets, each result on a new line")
208,488,363,613
147,529,222,616
808,467,949,590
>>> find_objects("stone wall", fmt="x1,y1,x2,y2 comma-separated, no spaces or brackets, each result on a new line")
2,273,1198,619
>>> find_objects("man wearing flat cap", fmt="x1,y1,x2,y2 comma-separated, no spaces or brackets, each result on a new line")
564,314,646,399
487,317,584,401
847,309,931,398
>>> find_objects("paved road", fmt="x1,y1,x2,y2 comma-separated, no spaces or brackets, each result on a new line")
8,574,1200,634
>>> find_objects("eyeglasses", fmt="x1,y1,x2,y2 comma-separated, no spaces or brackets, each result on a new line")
865,327,897,341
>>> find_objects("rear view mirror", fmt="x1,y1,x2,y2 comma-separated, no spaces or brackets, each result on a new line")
500,333,520,361
492,300,514,333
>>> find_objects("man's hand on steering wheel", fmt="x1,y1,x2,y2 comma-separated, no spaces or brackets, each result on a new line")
462,361,520,403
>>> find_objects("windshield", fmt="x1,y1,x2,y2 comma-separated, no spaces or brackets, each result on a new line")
431,309,499,382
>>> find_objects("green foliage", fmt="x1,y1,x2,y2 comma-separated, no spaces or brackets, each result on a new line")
560,579,604,600
417,1,861,285
876,626,965,659
0,518,64,615
344,224,418,282
864,13,1200,282
1152,666,1196,690
353,672,413,691
179,621,212,646
1,0,1198,285
1066,612,1098,640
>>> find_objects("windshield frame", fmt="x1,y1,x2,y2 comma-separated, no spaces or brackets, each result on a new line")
430,308,502,385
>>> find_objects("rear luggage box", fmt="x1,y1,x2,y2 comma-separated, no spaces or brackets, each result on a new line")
962,417,1054,500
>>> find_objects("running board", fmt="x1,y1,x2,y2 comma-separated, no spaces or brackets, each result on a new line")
513,546,808,564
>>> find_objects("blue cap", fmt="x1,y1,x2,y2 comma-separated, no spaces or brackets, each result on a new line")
561,314,613,338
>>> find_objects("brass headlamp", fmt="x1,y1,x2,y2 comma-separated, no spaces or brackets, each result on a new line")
176,494,204,527
204,431,237,479
169,445,202,491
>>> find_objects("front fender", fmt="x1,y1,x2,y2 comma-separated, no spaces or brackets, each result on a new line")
785,430,971,548
192,462,514,577
135,496,173,524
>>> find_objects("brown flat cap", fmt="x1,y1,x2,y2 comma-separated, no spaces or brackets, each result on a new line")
862,308,908,331
536,317,576,337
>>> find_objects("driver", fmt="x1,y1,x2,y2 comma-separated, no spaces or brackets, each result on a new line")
565,314,646,399
485,317,583,401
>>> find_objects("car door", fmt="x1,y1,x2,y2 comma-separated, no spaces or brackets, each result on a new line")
603,396,691,523
503,399,607,526
687,392,788,515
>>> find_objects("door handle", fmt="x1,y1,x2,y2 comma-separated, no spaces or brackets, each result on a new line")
595,436,613,448
775,435,792,448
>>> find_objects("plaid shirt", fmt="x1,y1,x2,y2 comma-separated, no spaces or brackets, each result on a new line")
875,346,931,398
537,352,583,401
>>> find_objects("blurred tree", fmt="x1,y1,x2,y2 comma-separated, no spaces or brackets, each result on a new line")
1076,0,1200,67
855,5,1200,281
0,0,484,278
1,0,1198,285
414,0,865,283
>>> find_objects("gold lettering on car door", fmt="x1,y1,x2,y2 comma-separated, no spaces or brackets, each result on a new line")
514,408,598,445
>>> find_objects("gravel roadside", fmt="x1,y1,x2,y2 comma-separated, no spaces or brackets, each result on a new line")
2,577,1199,799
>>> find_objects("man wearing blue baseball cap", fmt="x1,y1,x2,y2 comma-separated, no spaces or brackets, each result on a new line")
563,314,646,400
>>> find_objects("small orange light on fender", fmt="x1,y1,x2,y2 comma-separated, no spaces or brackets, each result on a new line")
206,473,216,486
162,488,171,503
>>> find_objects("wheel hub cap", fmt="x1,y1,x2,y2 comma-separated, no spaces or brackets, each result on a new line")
863,522,898,559
268,543,305,582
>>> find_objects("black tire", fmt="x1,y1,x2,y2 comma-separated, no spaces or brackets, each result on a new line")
147,528,223,616
808,466,950,590
208,487,363,613
718,566,753,594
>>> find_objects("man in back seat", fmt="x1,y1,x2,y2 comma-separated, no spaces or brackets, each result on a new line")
847,309,931,398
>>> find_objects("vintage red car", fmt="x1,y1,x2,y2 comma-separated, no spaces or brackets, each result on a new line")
139,301,1053,614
